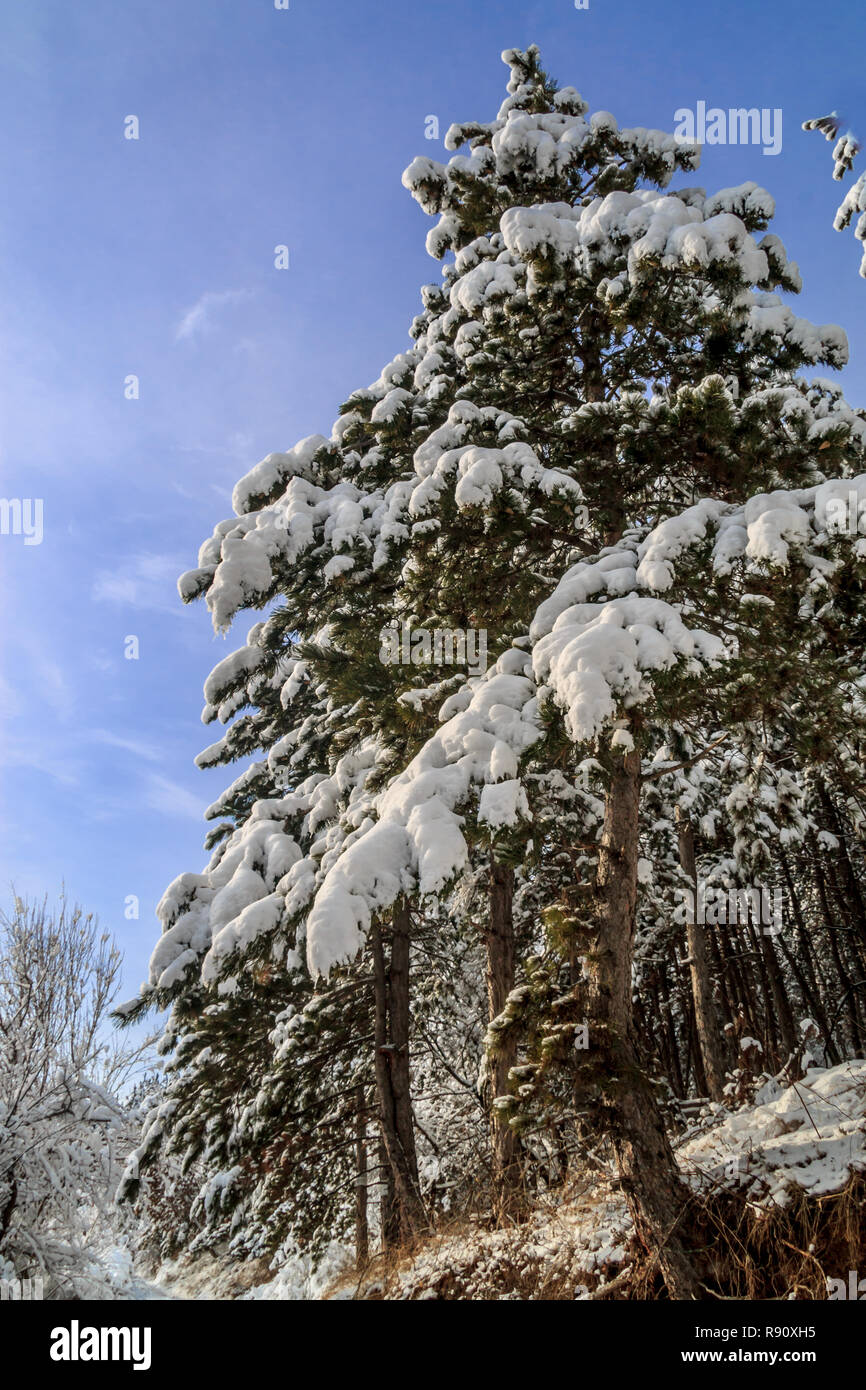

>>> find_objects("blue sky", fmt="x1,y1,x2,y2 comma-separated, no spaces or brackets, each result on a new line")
1,0,864,1000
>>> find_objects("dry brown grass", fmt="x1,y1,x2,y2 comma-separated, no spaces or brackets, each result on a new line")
690,1174,866,1301
327,1175,866,1300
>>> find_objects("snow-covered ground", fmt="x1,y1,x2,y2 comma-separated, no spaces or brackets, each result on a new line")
97,1245,176,1301
107,1061,866,1300
680,1058,866,1204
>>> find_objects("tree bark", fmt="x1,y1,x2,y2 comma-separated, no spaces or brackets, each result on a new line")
816,780,866,962
377,1132,399,1250
354,1083,368,1267
371,905,425,1245
485,856,523,1215
676,813,727,1102
777,851,839,1063
758,924,798,1067
811,843,864,1051
582,746,702,1299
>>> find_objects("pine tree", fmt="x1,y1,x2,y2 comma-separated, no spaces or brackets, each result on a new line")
124,45,866,1295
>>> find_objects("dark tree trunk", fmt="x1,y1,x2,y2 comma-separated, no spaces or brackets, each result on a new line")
758,926,798,1066
774,918,839,1067
581,746,702,1299
817,781,866,961
485,855,522,1215
811,843,864,1051
377,1132,400,1250
371,905,425,1245
354,1083,368,1267
651,970,684,1099
677,813,726,1101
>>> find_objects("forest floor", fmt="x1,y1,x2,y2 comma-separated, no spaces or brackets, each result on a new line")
127,1060,866,1300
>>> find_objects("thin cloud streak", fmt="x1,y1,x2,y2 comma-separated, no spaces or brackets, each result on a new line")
175,289,252,342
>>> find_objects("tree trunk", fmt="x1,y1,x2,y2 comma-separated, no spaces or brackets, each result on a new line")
377,1132,399,1249
354,1083,368,1267
777,851,839,1064
676,813,727,1102
371,905,425,1245
758,925,798,1066
485,855,523,1215
582,746,702,1299
811,843,864,1051
816,781,866,963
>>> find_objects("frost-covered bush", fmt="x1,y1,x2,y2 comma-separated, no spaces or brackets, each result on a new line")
0,895,148,1297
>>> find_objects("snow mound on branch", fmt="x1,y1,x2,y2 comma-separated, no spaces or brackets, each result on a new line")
835,172,866,277
147,803,306,991
232,434,328,515
306,648,542,977
681,1061,866,1205
534,593,725,742
504,189,774,284
408,437,582,517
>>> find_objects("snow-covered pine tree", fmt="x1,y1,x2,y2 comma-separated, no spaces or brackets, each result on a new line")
301,48,866,1286
120,324,470,1249
126,45,866,1293
374,45,863,1228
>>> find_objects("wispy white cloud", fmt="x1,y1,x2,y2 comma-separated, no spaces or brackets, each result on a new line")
0,633,73,722
88,730,162,763
175,289,252,341
142,774,205,820
4,734,82,785
91,552,184,614
0,673,20,719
